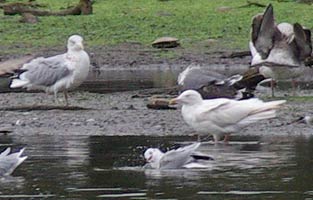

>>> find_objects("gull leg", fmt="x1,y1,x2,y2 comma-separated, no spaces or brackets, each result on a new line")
213,134,219,145
223,133,230,144
197,135,201,142
64,91,69,106
271,79,275,97
291,79,297,96
54,91,59,104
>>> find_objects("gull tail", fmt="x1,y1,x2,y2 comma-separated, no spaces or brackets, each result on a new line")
239,100,286,126
10,79,29,88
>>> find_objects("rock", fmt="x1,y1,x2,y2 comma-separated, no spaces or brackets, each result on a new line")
152,37,180,48
146,98,176,110
19,13,39,24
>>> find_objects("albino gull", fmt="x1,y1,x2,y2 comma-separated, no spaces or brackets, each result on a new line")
170,90,286,143
0,147,27,176
143,142,213,169
10,35,90,105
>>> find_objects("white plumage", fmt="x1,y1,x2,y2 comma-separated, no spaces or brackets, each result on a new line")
171,90,286,142
0,147,27,176
143,143,213,169
10,35,90,105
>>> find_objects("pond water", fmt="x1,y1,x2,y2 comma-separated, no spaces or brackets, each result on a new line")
1,134,313,199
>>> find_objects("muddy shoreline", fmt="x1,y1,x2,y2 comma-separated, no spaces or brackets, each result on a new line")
0,44,312,140
0,89,312,141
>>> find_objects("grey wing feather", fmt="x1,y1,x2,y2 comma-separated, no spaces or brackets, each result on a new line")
292,23,312,60
23,55,71,86
179,67,226,91
253,4,276,59
159,143,200,169
0,148,27,176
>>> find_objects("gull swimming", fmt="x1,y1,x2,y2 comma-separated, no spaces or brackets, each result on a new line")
143,142,213,169
0,147,27,176
249,4,312,96
177,65,266,100
170,90,286,143
10,35,90,105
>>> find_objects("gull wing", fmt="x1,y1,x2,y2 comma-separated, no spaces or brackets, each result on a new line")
21,54,71,86
159,143,200,169
196,98,284,128
178,65,226,91
292,23,312,61
252,4,276,59
0,148,27,176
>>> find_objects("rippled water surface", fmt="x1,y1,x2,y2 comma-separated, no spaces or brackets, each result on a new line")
1,135,313,199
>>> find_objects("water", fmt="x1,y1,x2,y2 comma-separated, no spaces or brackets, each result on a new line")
1,134,313,199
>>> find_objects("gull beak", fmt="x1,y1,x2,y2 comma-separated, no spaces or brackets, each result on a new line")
169,98,178,105
289,116,305,124
146,155,152,163
77,43,84,50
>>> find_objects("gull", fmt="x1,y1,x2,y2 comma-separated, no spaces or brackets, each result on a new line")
10,35,90,106
170,90,286,143
0,147,27,176
291,115,313,125
249,4,312,96
177,65,266,100
143,142,213,169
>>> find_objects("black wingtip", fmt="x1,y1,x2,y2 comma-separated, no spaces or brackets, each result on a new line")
191,154,214,161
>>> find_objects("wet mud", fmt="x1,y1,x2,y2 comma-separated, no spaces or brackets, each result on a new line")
0,44,312,141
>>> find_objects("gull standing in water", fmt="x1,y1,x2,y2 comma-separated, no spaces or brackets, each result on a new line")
0,148,27,176
144,143,213,169
10,35,90,106
170,90,286,143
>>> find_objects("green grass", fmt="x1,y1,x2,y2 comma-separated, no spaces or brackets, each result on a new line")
0,0,312,55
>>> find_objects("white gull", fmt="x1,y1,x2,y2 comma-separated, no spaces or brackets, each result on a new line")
170,90,286,143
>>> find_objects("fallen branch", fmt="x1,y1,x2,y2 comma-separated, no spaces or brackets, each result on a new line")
3,0,92,16
221,50,251,58
0,105,92,111
237,0,267,8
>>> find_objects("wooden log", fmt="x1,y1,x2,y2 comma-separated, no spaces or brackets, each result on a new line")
3,0,92,16
0,105,92,111
146,98,176,110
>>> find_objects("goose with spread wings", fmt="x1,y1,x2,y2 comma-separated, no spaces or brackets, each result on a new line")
249,4,312,96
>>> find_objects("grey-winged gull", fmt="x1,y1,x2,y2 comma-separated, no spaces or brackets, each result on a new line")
170,90,286,143
292,116,313,125
249,4,312,96
0,147,27,176
10,35,90,105
177,65,266,100
143,142,213,169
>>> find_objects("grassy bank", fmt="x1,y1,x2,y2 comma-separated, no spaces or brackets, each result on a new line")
0,0,312,55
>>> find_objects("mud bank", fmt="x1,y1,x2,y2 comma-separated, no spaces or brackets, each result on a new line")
0,45,312,141
0,89,312,141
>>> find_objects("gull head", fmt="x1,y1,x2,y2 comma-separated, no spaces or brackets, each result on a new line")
294,116,313,125
67,35,84,51
144,148,164,167
170,90,203,106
